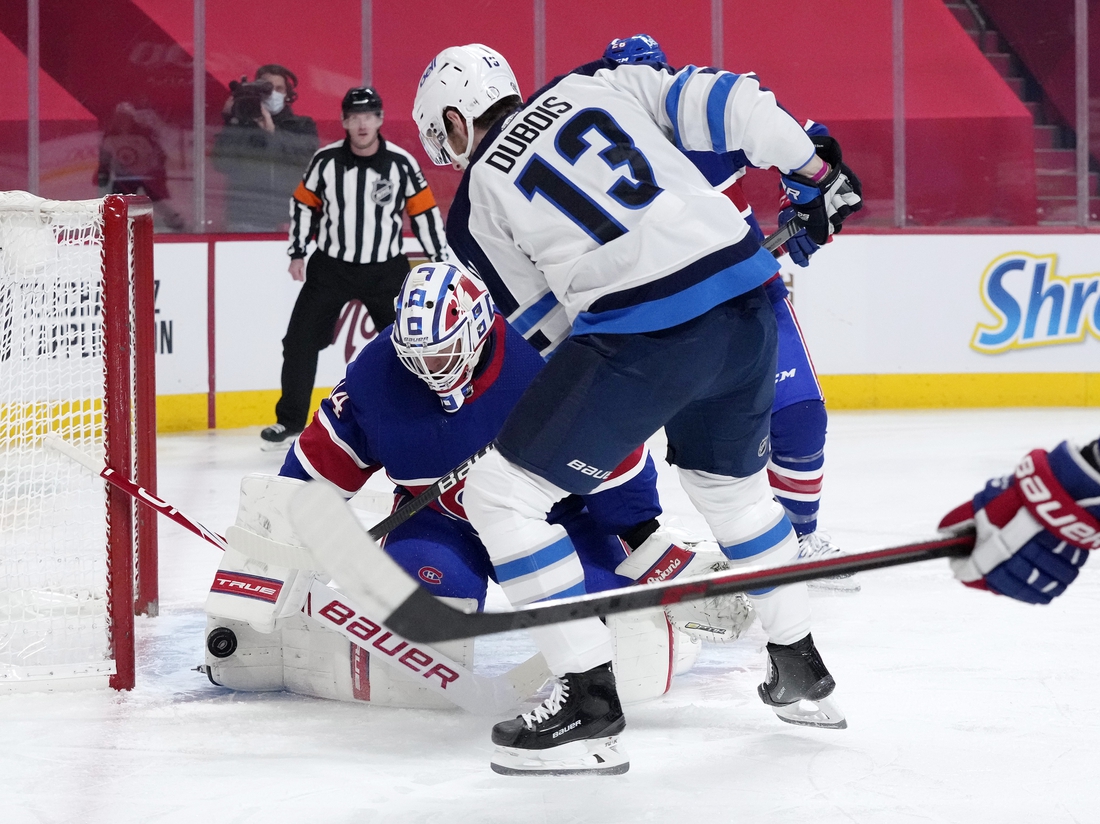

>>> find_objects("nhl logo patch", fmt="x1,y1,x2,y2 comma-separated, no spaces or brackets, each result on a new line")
371,179,395,205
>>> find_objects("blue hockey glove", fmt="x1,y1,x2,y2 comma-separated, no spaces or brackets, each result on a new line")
780,136,862,245
939,440,1100,605
777,206,820,267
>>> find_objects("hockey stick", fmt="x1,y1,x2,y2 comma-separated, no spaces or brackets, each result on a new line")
364,442,494,540
45,434,230,550
44,435,549,714
290,480,976,644
762,216,803,254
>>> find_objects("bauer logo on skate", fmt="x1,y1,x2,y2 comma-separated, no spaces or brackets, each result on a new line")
971,252,1100,354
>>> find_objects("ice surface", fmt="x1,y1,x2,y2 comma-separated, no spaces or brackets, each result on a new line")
2,409,1098,823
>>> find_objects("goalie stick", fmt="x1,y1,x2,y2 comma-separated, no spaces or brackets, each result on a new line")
290,481,977,644
44,435,549,715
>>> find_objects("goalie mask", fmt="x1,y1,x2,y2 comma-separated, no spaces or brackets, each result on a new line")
413,44,520,169
392,262,496,413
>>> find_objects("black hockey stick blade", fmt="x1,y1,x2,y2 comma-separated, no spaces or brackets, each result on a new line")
364,442,494,540
291,480,975,645
762,216,803,254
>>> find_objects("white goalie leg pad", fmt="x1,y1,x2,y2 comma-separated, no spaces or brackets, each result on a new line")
204,617,285,691
678,467,811,646
206,474,317,634
281,601,476,708
338,597,475,709
465,451,613,676
205,600,477,709
609,608,675,705
674,630,702,676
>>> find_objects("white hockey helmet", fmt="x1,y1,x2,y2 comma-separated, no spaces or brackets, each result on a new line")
392,261,496,413
412,44,521,169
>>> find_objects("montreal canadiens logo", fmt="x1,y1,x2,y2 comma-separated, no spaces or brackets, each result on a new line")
418,566,444,585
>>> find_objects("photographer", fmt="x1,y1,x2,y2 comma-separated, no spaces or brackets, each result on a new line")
211,64,319,232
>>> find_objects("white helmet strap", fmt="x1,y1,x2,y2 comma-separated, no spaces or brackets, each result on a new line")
448,109,477,170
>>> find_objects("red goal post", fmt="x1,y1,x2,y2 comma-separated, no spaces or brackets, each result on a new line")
0,192,158,691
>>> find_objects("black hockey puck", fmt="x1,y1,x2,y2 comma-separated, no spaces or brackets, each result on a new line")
206,626,238,658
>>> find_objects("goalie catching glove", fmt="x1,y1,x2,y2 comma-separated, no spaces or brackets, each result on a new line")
615,524,755,643
939,440,1100,604
780,135,862,245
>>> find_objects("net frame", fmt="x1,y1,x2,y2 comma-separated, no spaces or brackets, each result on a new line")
0,192,158,691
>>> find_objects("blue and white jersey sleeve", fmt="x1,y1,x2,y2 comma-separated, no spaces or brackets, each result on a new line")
612,65,817,174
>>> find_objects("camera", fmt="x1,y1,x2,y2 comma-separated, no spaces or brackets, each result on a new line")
228,78,274,123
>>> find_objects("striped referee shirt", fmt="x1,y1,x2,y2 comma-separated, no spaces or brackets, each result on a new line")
289,135,447,264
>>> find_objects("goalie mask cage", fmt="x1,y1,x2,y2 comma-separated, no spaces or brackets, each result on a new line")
0,192,158,692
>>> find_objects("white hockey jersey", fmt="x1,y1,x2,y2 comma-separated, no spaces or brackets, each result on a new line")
446,60,817,356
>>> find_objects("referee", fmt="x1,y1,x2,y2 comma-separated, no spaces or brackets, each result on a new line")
262,86,449,448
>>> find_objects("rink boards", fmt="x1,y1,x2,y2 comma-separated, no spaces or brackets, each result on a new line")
148,233,1100,431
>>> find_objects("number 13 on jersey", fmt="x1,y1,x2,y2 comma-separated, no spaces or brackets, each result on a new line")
515,108,662,245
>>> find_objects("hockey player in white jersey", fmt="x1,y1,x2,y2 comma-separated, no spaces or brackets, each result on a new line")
412,44,862,775
605,33,858,593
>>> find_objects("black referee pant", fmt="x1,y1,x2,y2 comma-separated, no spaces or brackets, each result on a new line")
274,252,409,430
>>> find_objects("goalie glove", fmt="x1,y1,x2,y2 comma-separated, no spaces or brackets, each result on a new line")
939,440,1100,605
780,135,862,245
615,526,755,642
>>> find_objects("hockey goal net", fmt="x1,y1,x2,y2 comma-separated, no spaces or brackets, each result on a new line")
0,191,158,692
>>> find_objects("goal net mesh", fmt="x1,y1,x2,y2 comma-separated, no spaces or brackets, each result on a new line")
0,193,127,688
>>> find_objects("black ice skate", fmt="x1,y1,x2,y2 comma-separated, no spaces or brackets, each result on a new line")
490,662,628,776
260,423,302,451
758,632,847,729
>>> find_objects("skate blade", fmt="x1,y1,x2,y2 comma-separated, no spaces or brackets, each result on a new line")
772,695,847,729
490,736,629,776
808,575,861,594
260,440,295,453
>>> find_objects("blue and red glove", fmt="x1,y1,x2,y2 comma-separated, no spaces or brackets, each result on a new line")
939,440,1100,604
777,203,821,267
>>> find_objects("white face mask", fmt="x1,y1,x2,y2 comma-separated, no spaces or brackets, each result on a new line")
263,90,286,115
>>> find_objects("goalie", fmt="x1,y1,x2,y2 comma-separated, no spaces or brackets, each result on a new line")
203,261,754,710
